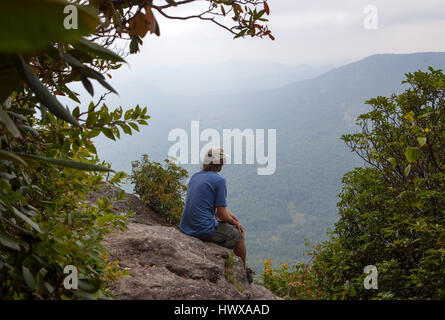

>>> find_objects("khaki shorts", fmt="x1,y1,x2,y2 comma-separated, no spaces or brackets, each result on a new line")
202,222,242,249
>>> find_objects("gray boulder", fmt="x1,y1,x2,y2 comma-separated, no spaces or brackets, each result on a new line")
88,184,280,300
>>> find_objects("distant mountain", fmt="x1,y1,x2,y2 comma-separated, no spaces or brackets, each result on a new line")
95,52,445,272
103,60,331,97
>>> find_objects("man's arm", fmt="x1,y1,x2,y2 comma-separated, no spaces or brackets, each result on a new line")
227,209,239,223
216,206,244,232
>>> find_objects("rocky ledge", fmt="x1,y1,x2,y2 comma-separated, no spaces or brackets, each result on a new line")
86,184,280,300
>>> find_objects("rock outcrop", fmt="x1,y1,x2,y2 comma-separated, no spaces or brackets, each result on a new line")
86,184,280,300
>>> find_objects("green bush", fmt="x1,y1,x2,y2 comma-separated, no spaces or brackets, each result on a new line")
0,152,135,299
263,68,445,300
0,0,149,299
262,257,326,300
130,155,188,225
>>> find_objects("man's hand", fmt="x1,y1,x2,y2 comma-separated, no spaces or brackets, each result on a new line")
232,220,244,233
229,211,240,223
216,207,244,232
228,210,243,232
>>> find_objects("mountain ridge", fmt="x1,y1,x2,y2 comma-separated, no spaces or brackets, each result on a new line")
94,51,445,273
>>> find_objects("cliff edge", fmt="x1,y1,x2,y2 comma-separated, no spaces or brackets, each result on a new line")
86,184,280,300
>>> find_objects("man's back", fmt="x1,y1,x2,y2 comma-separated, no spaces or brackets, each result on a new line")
179,170,227,238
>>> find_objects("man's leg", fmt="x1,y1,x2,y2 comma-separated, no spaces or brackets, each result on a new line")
233,231,247,270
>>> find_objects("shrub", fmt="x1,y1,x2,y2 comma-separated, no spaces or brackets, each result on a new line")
263,68,445,300
0,0,149,298
130,155,188,225
262,258,326,300
0,164,134,299
0,0,272,300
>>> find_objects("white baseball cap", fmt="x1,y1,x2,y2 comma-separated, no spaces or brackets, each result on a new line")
203,146,230,165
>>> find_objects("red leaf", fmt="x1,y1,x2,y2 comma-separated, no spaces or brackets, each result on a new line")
53,90,65,96
145,4,159,35
264,1,270,15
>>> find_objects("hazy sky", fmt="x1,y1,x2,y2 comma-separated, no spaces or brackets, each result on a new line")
66,1,445,103
125,0,445,67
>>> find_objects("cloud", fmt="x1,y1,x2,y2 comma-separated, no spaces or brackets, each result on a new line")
117,0,445,67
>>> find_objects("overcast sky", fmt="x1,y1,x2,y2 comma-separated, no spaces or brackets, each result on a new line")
84,0,445,177
66,1,445,102
123,0,445,68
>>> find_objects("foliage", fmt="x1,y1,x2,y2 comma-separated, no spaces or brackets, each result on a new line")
0,4,141,300
0,0,271,299
263,68,445,300
262,257,325,300
223,253,235,285
103,252,130,293
130,155,188,225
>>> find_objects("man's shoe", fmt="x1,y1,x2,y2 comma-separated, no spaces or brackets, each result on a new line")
246,267,254,285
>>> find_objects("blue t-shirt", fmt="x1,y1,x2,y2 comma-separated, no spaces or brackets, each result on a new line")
179,170,227,239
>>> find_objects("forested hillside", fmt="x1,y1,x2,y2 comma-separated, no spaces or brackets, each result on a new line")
95,52,445,272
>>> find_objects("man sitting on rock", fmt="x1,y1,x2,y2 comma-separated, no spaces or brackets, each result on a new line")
179,146,253,284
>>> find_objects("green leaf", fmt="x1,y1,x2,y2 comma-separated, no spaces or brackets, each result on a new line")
74,38,126,63
79,66,105,80
0,107,22,138
388,157,396,167
12,207,42,233
23,266,38,291
59,83,80,103
417,137,427,147
60,52,85,69
78,278,102,293
14,55,80,126
124,110,132,120
129,36,140,54
129,122,139,132
165,0,178,6
95,77,117,94
0,232,21,251
80,75,94,96
0,149,27,166
85,143,97,154
405,147,420,163
14,152,114,172
404,164,412,177
87,129,101,138
86,110,98,127
349,286,356,296
44,282,55,294
72,106,80,118
101,127,115,140
0,0,100,53
0,62,20,103
403,111,415,123
79,67,118,94
120,123,132,135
